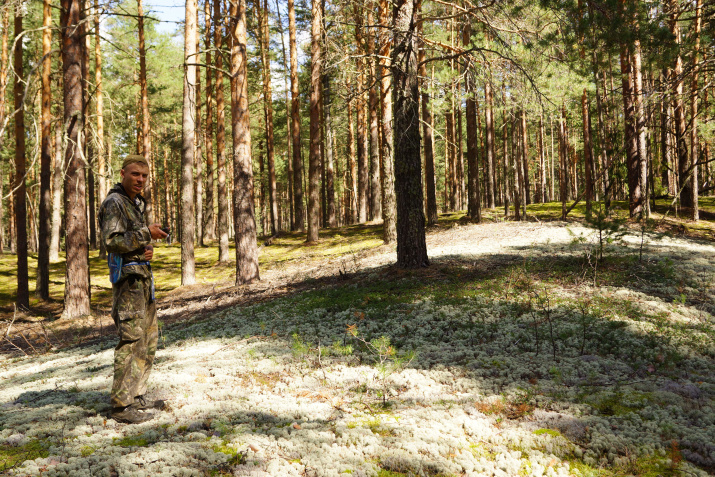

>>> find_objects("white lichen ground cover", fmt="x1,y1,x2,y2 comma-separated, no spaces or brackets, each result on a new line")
1,222,714,476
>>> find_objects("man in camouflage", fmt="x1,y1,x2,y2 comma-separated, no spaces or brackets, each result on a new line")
99,154,169,424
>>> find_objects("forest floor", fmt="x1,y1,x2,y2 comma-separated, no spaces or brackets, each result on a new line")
1,200,714,476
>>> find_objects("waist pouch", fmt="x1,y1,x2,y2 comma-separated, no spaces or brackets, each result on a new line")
108,254,155,301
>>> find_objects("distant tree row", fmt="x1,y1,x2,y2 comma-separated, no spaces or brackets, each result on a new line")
0,0,712,315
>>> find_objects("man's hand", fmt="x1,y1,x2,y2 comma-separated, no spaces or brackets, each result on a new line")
144,244,154,261
149,223,169,240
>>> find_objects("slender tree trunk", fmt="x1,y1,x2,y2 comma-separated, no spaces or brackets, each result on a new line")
485,81,496,209
632,38,649,218
94,0,106,258
275,0,293,228
306,0,322,242
670,0,690,209
347,77,358,224
621,47,642,216
367,10,381,221
13,7,29,308
417,2,437,224
560,105,568,219
230,0,259,283
199,0,211,246
181,0,197,285
521,109,530,212
594,54,611,209
463,22,480,222
37,0,53,300
137,0,154,224
538,115,545,203
689,0,702,220
323,73,336,227
215,0,230,261
61,0,90,316
378,0,397,243
203,2,216,242
288,0,304,231
354,8,368,223
583,89,594,216
259,0,279,235
50,120,63,262
502,91,511,215
0,10,8,253
393,0,427,267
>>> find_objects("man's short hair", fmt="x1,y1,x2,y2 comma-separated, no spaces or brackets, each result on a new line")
122,154,149,169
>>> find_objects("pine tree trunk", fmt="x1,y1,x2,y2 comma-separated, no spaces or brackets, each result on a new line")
354,9,368,223
288,0,304,231
37,0,53,300
378,0,396,243
367,10,381,221
463,22,480,222
323,73,336,227
538,115,545,203
632,38,649,218
274,0,293,228
582,90,594,217
560,104,568,219
521,109,530,210
502,90,511,216
94,0,106,258
347,77,358,224
307,0,322,243
485,81,496,209
0,10,7,253
181,0,197,285
259,0,279,235
670,0,690,209
620,47,642,216
137,0,154,224
50,121,63,261
417,3,437,224
215,0,230,261
61,0,90,316
230,0,259,283
689,0,702,220
14,6,29,308
393,0,427,268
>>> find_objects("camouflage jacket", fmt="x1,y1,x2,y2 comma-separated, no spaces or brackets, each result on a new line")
99,183,152,280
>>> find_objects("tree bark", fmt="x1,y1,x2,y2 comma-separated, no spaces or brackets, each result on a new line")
61,0,91,316
50,118,63,262
230,0,259,284
346,76,358,224
37,0,53,300
393,0,428,268
620,47,642,216
463,22,480,222
559,105,567,219
13,7,29,309
181,0,197,285
484,80,496,209
215,0,230,261
323,73,336,227
521,109,530,211
367,10,381,221
417,2,437,225
95,0,106,258
307,0,322,243
538,115,545,203
689,0,702,220
137,0,154,224
259,0,279,234
0,10,8,253
582,89,594,217
632,38,649,218
275,0,293,228
669,0,690,209
354,8,368,223
288,0,304,231
379,0,397,243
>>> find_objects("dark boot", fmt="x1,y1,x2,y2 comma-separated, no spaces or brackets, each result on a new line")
132,395,166,411
110,406,155,424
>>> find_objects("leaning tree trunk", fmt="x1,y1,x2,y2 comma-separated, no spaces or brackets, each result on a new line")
14,6,29,309
37,0,53,301
306,0,322,243
392,0,428,268
61,0,91,317
379,0,397,243
181,0,197,285
229,0,259,284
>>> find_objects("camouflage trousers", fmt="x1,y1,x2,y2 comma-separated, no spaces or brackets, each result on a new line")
111,274,157,408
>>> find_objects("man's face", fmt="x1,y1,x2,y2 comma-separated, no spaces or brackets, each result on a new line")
120,162,149,198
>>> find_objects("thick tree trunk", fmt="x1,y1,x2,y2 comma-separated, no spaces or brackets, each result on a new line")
379,0,397,243
181,0,197,285
37,0,53,300
14,8,29,309
288,0,304,231
393,0,428,268
61,0,90,316
230,0,259,283
0,11,7,253
215,0,230,261
463,22,480,222
307,0,322,243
